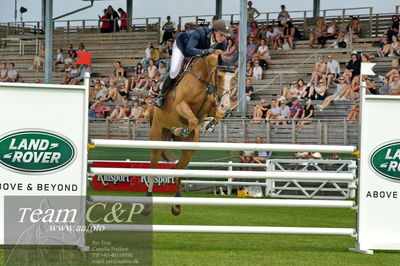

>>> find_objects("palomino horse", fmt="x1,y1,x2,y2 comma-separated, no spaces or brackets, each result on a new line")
147,50,235,216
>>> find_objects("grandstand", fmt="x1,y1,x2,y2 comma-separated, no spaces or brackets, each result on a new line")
0,5,398,145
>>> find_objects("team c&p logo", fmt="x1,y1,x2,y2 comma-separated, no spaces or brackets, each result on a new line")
0,129,76,174
370,140,400,181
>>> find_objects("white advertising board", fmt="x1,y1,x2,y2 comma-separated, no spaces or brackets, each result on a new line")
355,94,400,253
0,80,88,245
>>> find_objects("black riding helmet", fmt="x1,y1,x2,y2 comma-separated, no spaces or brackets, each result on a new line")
212,19,232,37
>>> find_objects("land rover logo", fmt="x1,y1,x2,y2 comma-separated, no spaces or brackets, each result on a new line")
370,141,400,181
0,130,76,174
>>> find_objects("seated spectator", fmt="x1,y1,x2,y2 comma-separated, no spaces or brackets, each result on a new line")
288,97,302,120
143,59,159,90
107,105,127,120
332,30,349,48
325,55,341,87
347,16,362,39
387,15,400,42
161,16,175,44
157,61,167,81
317,19,337,48
78,42,87,52
297,79,308,99
131,63,145,90
314,79,327,100
389,35,400,57
239,138,254,164
148,80,161,100
89,79,103,100
4,63,18,82
99,9,110,33
309,57,326,85
245,78,254,100
246,38,257,61
277,4,291,26
282,80,300,100
114,61,126,81
223,38,237,59
388,74,400,95
269,99,281,125
69,64,90,85
30,44,45,72
309,17,327,48
160,39,173,70
265,25,282,50
246,60,253,78
88,100,111,119
251,136,272,164
254,39,269,69
351,75,360,98
0,63,7,82
62,63,79,84
52,48,64,71
383,68,399,83
251,98,270,123
252,60,263,80
366,78,378,95
297,99,314,125
316,77,348,111
344,52,361,83
140,42,154,69
380,76,390,95
282,21,301,49
278,100,290,125
118,8,128,32
129,100,143,122
377,34,390,57
346,100,360,123
248,21,260,40
64,44,77,72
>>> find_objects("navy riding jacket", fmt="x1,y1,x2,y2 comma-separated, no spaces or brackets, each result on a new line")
175,27,227,57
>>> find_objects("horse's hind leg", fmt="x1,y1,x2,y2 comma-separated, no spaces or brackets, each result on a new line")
171,129,199,216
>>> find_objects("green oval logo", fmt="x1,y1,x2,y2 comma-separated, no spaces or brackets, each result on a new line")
0,130,76,174
370,141,400,181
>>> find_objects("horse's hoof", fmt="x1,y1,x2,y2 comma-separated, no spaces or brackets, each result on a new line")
205,120,217,133
141,204,152,216
171,205,181,216
171,127,189,138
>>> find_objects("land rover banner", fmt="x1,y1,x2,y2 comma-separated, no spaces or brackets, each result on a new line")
0,82,88,246
355,94,400,253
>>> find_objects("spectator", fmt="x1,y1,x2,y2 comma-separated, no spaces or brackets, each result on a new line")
387,15,400,42
383,68,400,83
246,38,257,61
326,55,341,87
247,1,260,24
52,48,64,71
107,5,120,32
309,17,327,48
246,60,253,78
89,100,111,119
148,80,161,100
223,38,237,60
96,84,110,102
277,5,291,26
278,100,290,125
157,61,167,81
310,152,323,160
245,78,254,100
350,75,360,98
78,42,87,52
161,16,175,44
240,138,254,163
4,63,18,82
318,19,337,48
107,105,127,120
390,35,400,57
251,136,272,163
380,76,390,95
388,74,400,95
347,16,362,39
62,63,79,84
314,78,327,100
316,77,348,111
288,97,302,120
69,64,90,85
114,61,126,81
333,30,349,48
130,101,143,122
298,99,314,125
89,79,103,100
131,63,145,90
141,42,153,68
365,77,378,95
0,63,7,82
269,99,281,125
254,39,269,69
344,51,361,82
118,8,128,31
143,59,159,89
252,60,263,80
297,79,308,99
30,44,45,72
345,101,360,123
265,25,282,50
282,80,300,100
64,44,77,72
160,39,173,70
99,9,110,33
377,34,390,57
283,21,302,50
251,98,270,123
248,21,260,40
309,57,326,85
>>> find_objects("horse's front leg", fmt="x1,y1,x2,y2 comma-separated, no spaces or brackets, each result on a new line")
175,101,199,132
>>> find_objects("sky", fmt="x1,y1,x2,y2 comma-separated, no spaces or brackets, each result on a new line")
0,0,397,24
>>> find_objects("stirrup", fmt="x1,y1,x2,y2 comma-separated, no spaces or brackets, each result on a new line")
153,96,165,108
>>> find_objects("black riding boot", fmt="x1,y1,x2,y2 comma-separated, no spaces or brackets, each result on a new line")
154,75,175,108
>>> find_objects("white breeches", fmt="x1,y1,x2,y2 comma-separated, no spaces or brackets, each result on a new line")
170,41,185,79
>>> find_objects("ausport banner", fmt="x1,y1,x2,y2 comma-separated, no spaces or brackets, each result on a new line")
92,161,177,193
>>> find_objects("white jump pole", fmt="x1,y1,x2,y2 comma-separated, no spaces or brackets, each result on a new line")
90,167,355,181
93,224,356,236
90,139,357,153
90,196,355,208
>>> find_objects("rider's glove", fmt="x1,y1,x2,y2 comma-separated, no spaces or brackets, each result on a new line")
201,48,214,57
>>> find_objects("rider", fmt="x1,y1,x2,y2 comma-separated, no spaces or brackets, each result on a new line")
154,19,232,108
